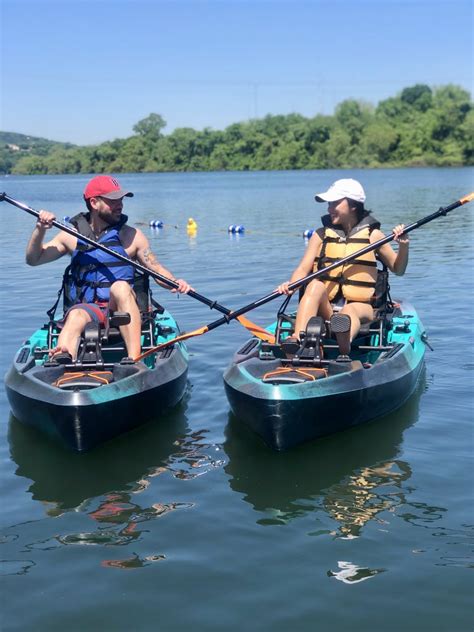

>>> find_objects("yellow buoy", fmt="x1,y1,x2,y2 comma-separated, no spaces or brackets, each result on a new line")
187,218,198,236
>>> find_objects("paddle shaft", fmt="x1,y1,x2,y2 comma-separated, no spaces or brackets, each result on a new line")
198,193,474,334
133,192,473,360
0,192,237,318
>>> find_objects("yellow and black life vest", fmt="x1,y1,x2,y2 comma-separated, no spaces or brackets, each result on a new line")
315,213,380,303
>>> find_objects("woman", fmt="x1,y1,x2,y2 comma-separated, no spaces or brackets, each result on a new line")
277,178,409,358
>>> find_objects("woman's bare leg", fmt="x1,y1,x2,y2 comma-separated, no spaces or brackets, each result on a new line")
293,280,333,339
336,302,374,355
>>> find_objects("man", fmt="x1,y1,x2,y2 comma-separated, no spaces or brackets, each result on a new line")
26,175,191,362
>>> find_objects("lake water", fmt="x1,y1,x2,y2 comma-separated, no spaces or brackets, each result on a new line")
1,168,473,631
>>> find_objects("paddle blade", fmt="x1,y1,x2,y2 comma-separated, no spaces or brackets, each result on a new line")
134,326,209,361
460,192,474,205
236,315,276,343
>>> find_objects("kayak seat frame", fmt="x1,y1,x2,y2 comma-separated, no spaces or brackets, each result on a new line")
273,295,396,366
41,271,166,366
43,307,165,367
290,316,325,367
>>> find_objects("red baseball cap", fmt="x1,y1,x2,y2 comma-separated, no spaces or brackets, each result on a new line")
83,175,134,200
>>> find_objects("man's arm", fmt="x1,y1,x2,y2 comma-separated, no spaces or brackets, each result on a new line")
133,230,191,293
26,210,72,266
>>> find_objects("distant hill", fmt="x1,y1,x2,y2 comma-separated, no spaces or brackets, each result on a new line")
0,131,74,150
1,83,472,174
0,131,75,173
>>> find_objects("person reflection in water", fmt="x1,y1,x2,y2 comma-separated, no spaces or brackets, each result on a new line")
324,460,412,538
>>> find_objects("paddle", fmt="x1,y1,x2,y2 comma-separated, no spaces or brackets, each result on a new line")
135,192,474,361
0,192,274,342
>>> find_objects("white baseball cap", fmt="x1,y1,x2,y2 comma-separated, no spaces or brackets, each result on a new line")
315,178,366,203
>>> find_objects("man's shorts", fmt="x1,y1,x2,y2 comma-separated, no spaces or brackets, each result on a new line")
64,302,108,326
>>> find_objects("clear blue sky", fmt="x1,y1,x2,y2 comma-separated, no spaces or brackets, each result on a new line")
1,0,472,145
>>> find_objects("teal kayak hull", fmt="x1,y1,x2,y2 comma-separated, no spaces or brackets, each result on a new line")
224,300,426,450
5,309,188,452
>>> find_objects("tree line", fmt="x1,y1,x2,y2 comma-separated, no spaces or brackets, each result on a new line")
1,84,472,175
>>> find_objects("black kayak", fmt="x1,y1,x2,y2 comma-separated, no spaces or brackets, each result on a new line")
5,308,188,452
224,298,427,451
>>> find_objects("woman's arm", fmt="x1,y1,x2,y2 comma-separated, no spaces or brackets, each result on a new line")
277,231,323,294
373,225,409,276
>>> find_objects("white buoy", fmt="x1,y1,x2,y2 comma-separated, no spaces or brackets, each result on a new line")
228,224,245,234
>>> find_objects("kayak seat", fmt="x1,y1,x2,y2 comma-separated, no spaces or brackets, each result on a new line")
46,271,166,360
352,310,389,346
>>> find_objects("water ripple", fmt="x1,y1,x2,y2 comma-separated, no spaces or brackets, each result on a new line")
0,559,36,576
327,561,386,584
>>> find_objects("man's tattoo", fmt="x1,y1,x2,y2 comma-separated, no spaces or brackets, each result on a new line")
142,247,158,265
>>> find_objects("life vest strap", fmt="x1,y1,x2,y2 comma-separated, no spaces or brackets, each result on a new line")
345,237,371,243
74,260,127,272
75,280,116,290
322,236,370,244
76,237,122,252
343,279,377,288
319,256,378,268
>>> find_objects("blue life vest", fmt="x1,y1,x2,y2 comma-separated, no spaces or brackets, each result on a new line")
67,213,135,304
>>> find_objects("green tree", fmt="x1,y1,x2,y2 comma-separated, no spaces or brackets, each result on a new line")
324,128,352,168
3,85,472,174
133,113,167,140
11,154,48,174
360,122,399,165
335,99,372,144
458,109,474,164
113,136,150,172
401,84,433,112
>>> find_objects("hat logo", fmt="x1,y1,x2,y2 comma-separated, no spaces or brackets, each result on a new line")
110,177,119,187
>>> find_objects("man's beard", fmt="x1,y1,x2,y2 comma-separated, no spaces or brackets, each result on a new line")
98,209,120,226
